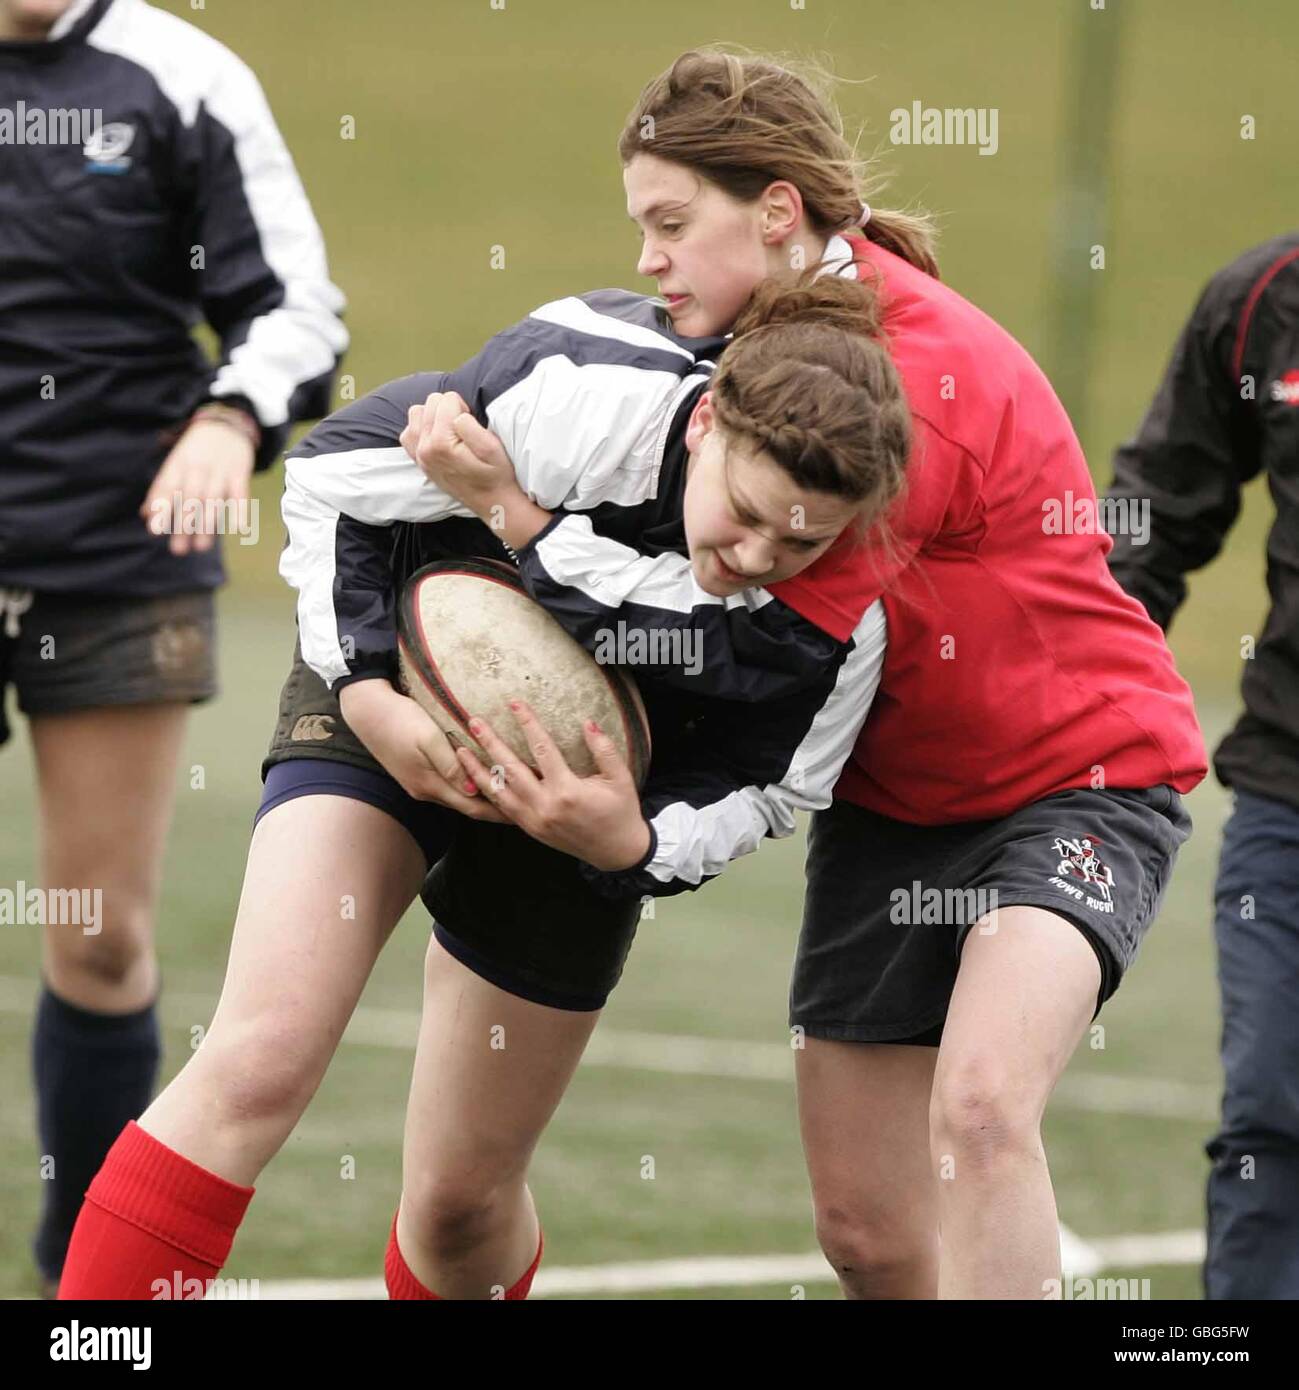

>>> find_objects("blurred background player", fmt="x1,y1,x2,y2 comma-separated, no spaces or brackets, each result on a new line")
1104,232,1299,1300
0,0,347,1294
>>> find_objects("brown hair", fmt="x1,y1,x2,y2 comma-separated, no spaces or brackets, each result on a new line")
618,47,940,279
709,272,911,540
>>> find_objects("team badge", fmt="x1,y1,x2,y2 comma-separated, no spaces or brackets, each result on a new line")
1047,834,1115,913
83,122,136,173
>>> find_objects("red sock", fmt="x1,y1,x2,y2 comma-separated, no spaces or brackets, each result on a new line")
58,1120,254,1300
385,1209,544,1300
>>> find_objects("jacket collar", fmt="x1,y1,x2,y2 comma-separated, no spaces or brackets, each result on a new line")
48,0,113,42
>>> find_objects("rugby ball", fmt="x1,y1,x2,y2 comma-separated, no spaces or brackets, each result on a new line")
396,558,652,787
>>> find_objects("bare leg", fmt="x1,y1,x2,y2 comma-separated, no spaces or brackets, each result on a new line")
142,793,426,1185
32,704,189,1012
929,907,1100,1299
395,937,599,1297
796,1038,940,1298
29,704,191,1282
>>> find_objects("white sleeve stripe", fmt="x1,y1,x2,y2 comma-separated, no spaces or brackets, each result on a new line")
641,600,887,888
529,296,696,362
484,359,684,509
533,513,777,615
208,294,345,426
278,474,348,687
279,447,473,688
282,449,474,527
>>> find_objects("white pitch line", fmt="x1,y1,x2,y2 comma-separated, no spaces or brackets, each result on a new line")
1052,1073,1217,1123
0,976,1219,1120
1089,1228,1206,1270
249,1255,841,1302
1060,1223,1103,1277
243,1225,1204,1300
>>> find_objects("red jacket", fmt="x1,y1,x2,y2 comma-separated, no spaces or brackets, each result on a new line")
770,234,1207,823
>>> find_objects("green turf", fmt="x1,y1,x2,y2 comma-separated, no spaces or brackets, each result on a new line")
2,0,1291,1299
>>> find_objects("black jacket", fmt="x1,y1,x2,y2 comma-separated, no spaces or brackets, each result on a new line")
1105,232,1299,808
0,0,347,594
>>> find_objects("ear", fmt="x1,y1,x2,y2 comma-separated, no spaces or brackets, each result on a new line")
684,391,714,453
761,181,805,242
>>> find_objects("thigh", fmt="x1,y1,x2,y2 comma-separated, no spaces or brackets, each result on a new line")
30,702,189,888
145,791,427,1179
796,1037,938,1224
935,905,1100,1125
211,793,427,1039
31,702,190,1003
402,935,600,1187
18,588,218,990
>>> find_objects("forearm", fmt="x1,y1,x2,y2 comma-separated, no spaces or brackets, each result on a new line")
582,601,887,900
481,486,554,553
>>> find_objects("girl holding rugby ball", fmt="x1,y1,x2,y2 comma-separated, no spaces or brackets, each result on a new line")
59,266,909,1301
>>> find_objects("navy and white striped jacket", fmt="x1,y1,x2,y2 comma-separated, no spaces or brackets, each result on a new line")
281,289,886,899
0,0,347,594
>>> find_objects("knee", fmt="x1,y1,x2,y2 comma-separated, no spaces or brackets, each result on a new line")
50,903,153,990
402,1172,515,1261
929,1061,1040,1171
194,1018,326,1129
813,1200,936,1296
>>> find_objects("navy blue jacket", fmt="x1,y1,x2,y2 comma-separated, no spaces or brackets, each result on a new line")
1105,233,1299,809
0,0,347,594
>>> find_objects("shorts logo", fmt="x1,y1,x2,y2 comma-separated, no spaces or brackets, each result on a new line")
151,620,206,677
1269,369,1299,405
290,714,335,741
1048,835,1115,913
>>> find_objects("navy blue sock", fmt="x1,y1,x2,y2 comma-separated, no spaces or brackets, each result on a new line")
31,981,162,1282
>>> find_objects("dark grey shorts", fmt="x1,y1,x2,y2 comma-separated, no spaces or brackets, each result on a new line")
0,586,217,747
790,784,1192,1044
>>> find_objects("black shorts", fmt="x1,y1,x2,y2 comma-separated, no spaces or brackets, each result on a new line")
0,586,217,747
260,642,644,1011
790,784,1192,1045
